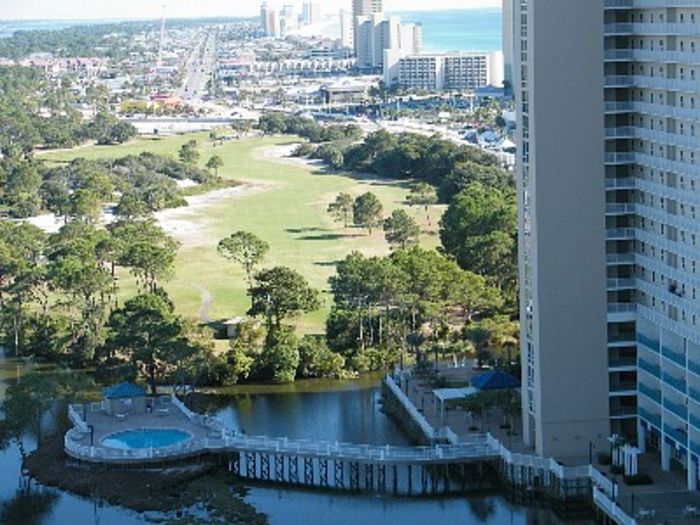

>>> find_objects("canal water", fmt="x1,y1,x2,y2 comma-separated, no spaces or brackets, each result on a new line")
0,358,594,524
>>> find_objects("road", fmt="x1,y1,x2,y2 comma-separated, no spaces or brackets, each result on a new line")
177,29,217,102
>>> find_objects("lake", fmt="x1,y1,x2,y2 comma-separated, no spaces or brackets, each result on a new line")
0,357,592,524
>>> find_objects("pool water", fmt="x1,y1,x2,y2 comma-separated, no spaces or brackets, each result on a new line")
101,428,192,449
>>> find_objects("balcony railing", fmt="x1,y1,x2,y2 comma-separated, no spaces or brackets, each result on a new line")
661,345,686,367
605,23,699,37
639,357,661,377
605,48,700,64
605,0,700,7
662,372,687,394
639,382,662,404
638,333,660,353
639,406,661,429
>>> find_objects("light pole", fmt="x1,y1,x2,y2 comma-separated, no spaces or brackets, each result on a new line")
589,441,595,465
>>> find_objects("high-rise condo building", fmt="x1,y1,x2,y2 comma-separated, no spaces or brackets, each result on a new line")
516,0,700,489
340,9,354,49
353,0,384,57
384,51,504,92
356,14,421,71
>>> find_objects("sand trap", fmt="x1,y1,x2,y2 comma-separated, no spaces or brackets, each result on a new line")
155,182,272,245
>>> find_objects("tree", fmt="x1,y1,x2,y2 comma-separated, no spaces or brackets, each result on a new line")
353,192,383,234
439,182,517,303
327,192,354,228
297,335,345,378
110,219,180,292
217,231,269,290
406,182,438,223
178,140,200,164
383,209,421,249
248,266,320,329
206,155,224,176
102,292,185,394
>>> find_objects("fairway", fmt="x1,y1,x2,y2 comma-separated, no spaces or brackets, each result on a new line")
43,133,446,334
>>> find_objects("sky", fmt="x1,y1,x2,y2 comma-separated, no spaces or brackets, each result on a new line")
0,0,501,22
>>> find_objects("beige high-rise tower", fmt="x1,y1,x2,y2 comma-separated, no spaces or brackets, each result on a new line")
516,0,700,490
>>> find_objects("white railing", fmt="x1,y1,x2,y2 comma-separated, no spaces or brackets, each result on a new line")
384,375,435,440
593,486,637,525
68,404,89,434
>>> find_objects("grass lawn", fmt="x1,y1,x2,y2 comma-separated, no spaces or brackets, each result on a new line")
42,132,446,336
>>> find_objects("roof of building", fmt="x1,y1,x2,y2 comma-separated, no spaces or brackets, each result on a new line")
471,370,521,391
432,386,479,402
103,382,147,399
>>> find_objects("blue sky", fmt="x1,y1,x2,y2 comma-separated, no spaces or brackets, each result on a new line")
0,0,500,21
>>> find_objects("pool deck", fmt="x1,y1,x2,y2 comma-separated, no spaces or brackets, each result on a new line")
65,397,230,464
79,406,211,446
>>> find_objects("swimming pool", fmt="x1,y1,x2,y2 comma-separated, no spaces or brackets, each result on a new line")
101,428,192,449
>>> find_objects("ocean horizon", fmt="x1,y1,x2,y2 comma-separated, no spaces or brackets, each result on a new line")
0,8,503,53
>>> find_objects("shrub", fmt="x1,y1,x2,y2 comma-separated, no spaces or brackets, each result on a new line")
597,452,612,466
624,474,653,486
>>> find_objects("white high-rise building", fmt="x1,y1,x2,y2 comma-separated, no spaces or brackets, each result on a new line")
516,0,700,490
340,9,354,49
353,0,383,57
502,0,514,93
385,51,503,92
356,14,421,71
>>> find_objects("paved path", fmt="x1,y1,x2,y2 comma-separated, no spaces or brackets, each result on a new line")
190,282,213,323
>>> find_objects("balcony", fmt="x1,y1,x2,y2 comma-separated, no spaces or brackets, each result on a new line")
639,382,662,404
605,203,636,216
689,386,700,405
639,406,661,429
662,345,686,368
604,74,700,93
639,357,661,377
609,356,638,369
605,125,700,150
604,100,700,121
605,23,699,37
610,406,638,418
605,48,700,65
610,381,638,395
663,423,687,446
606,228,635,240
638,333,660,353
606,253,636,265
663,396,688,419
605,0,700,7
606,278,637,290
662,371,687,394
605,177,636,190
689,360,700,378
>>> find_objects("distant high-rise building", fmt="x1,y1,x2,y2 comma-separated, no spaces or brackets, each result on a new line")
352,0,383,18
516,0,700,491
384,51,503,92
260,2,270,34
340,9,354,49
356,13,420,71
301,2,322,24
353,0,383,57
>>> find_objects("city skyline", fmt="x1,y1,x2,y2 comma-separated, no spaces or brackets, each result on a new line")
0,0,500,22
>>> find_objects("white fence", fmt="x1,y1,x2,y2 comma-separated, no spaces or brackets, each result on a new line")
384,375,435,440
593,486,638,525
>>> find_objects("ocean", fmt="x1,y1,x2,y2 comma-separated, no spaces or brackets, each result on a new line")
0,9,503,53
394,8,502,53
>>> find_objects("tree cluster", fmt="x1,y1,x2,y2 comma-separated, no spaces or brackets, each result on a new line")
1,150,217,219
258,113,362,144
0,68,136,156
326,247,504,370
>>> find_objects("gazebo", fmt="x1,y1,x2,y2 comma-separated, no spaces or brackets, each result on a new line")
102,382,147,416
471,370,521,391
